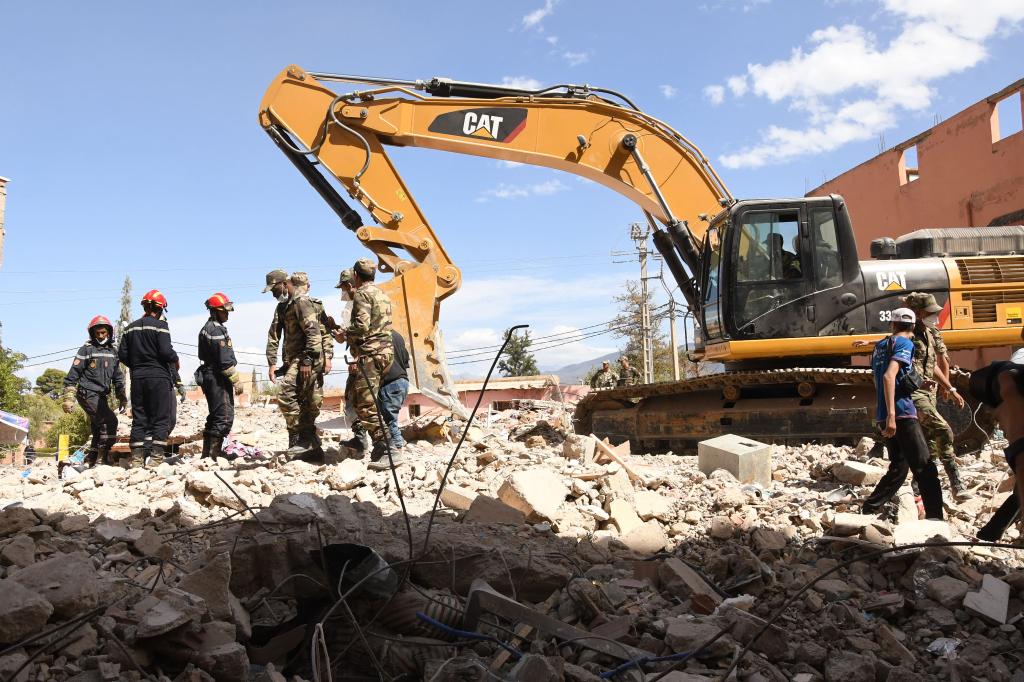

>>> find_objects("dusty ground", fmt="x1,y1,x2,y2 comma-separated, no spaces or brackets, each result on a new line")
0,400,1022,681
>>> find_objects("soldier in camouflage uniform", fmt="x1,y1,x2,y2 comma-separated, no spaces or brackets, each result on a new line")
616,356,642,387
334,257,396,469
905,292,973,500
590,360,618,390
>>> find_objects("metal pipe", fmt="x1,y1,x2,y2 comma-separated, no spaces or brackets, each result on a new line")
307,72,422,88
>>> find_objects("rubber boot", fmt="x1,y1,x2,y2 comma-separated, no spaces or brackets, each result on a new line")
201,434,213,459
209,436,227,461
287,429,298,450
83,448,99,468
367,440,404,471
943,459,974,500
124,447,146,469
286,432,313,458
97,446,112,467
341,430,368,456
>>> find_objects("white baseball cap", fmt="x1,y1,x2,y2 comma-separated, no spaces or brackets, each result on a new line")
891,307,916,324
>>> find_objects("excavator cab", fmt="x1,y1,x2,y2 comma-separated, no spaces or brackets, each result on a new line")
699,195,866,366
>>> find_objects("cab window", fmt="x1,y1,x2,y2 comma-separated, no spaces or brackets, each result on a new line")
735,211,802,283
811,207,842,289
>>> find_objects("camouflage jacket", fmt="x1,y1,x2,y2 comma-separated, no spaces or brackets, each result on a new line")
911,325,948,385
266,296,334,365
279,295,324,365
346,283,393,355
617,365,642,387
590,368,618,389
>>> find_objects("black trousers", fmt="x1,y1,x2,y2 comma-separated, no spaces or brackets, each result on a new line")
201,371,235,438
77,389,117,451
129,376,174,450
863,418,944,520
978,487,1020,541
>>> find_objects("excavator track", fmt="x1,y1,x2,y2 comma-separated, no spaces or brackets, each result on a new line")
573,367,994,454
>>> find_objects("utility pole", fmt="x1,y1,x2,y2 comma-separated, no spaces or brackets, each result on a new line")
0,176,9,271
631,222,654,383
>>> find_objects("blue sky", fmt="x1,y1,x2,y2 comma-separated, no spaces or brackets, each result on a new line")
2,0,1022,387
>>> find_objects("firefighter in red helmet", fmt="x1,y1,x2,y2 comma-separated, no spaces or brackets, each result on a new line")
197,293,242,459
117,290,180,467
62,315,127,467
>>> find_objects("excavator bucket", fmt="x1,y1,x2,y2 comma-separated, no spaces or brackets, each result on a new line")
378,263,470,419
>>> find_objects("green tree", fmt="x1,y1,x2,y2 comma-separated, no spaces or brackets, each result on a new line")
34,368,67,397
498,328,539,377
116,275,132,340
0,345,29,412
20,393,62,443
45,409,90,449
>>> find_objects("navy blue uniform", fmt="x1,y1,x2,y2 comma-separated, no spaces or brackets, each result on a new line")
118,316,179,453
64,339,126,456
197,318,238,438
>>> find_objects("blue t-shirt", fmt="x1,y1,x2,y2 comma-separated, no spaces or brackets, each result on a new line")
871,335,917,422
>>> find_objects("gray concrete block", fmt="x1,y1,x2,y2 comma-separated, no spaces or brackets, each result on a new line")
697,434,771,486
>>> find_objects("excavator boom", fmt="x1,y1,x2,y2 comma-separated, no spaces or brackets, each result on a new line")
259,66,729,413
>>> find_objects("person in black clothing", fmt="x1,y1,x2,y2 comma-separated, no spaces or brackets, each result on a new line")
62,315,127,467
379,330,411,450
197,293,242,459
118,289,179,467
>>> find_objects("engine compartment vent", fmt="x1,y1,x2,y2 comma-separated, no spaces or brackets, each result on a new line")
957,257,1024,285
894,226,1024,259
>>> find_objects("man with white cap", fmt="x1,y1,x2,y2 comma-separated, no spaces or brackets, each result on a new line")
859,307,944,520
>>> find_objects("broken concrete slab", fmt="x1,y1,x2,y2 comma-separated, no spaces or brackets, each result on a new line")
463,495,527,526
619,520,668,554
0,579,53,644
697,434,771,486
439,485,478,511
497,468,568,523
963,574,1010,624
832,460,885,486
608,499,642,535
179,552,234,620
925,575,969,608
658,558,723,605
633,490,672,521
9,551,102,619
1,535,35,567
325,459,366,491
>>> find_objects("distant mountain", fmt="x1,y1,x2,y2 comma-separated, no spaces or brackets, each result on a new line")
545,351,621,385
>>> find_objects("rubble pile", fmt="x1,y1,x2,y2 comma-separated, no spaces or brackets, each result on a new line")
0,402,1021,681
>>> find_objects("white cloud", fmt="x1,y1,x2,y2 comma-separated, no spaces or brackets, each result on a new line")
475,179,568,202
495,160,525,169
501,75,543,91
659,84,678,99
703,84,725,105
709,0,1024,168
562,50,590,66
450,328,500,350
522,0,557,30
546,35,559,45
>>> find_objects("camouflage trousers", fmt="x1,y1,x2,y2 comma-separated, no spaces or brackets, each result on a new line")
277,361,323,433
352,350,393,442
912,389,956,466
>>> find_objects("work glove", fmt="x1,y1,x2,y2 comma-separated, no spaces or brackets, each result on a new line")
176,382,187,403
116,393,128,414
62,399,75,414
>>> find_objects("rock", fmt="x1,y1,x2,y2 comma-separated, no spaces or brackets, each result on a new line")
135,589,207,638
892,519,955,546
664,618,733,658
796,640,827,666
463,495,527,526
497,468,569,522
885,667,925,682
608,499,642,535
0,652,30,682
94,519,138,543
61,623,98,657
832,461,885,485
206,642,249,681
562,434,596,462
619,521,668,554
697,434,772,486
815,579,853,601
633,490,672,521
963,574,1010,624
132,527,165,558
439,485,478,511
10,551,102,619
179,553,234,620
0,507,38,537
325,459,366,491
658,558,722,605
1,535,35,567
750,528,787,552
875,623,914,666
709,516,735,539
713,486,746,509
725,607,788,660
925,576,969,608
824,651,876,682
525,435,547,449
58,515,90,534
854,437,875,458
509,653,559,681
0,579,53,644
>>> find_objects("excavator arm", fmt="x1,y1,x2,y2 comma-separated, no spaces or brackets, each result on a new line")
259,66,730,414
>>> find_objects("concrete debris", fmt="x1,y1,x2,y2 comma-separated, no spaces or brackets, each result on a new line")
0,400,1019,681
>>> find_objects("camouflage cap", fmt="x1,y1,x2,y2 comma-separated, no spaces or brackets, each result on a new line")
289,271,310,287
262,269,288,293
335,268,354,288
904,292,942,314
353,257,377,278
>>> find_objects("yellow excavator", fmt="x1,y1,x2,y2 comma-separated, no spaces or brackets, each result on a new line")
259,66,1024,450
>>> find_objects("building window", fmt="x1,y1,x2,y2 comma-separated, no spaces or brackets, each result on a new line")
900,145,919,185
993,91,1023,143
408,404,421,417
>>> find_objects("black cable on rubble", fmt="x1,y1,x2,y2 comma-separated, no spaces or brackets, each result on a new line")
421,324,528,557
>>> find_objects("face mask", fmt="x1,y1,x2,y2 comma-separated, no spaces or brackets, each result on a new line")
923,313,939,328
340,291,352,302
276,292,289,303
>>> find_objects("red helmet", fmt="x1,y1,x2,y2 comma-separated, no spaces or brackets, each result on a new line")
141,289,168,310
87,315,113,337
205,292,234,311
